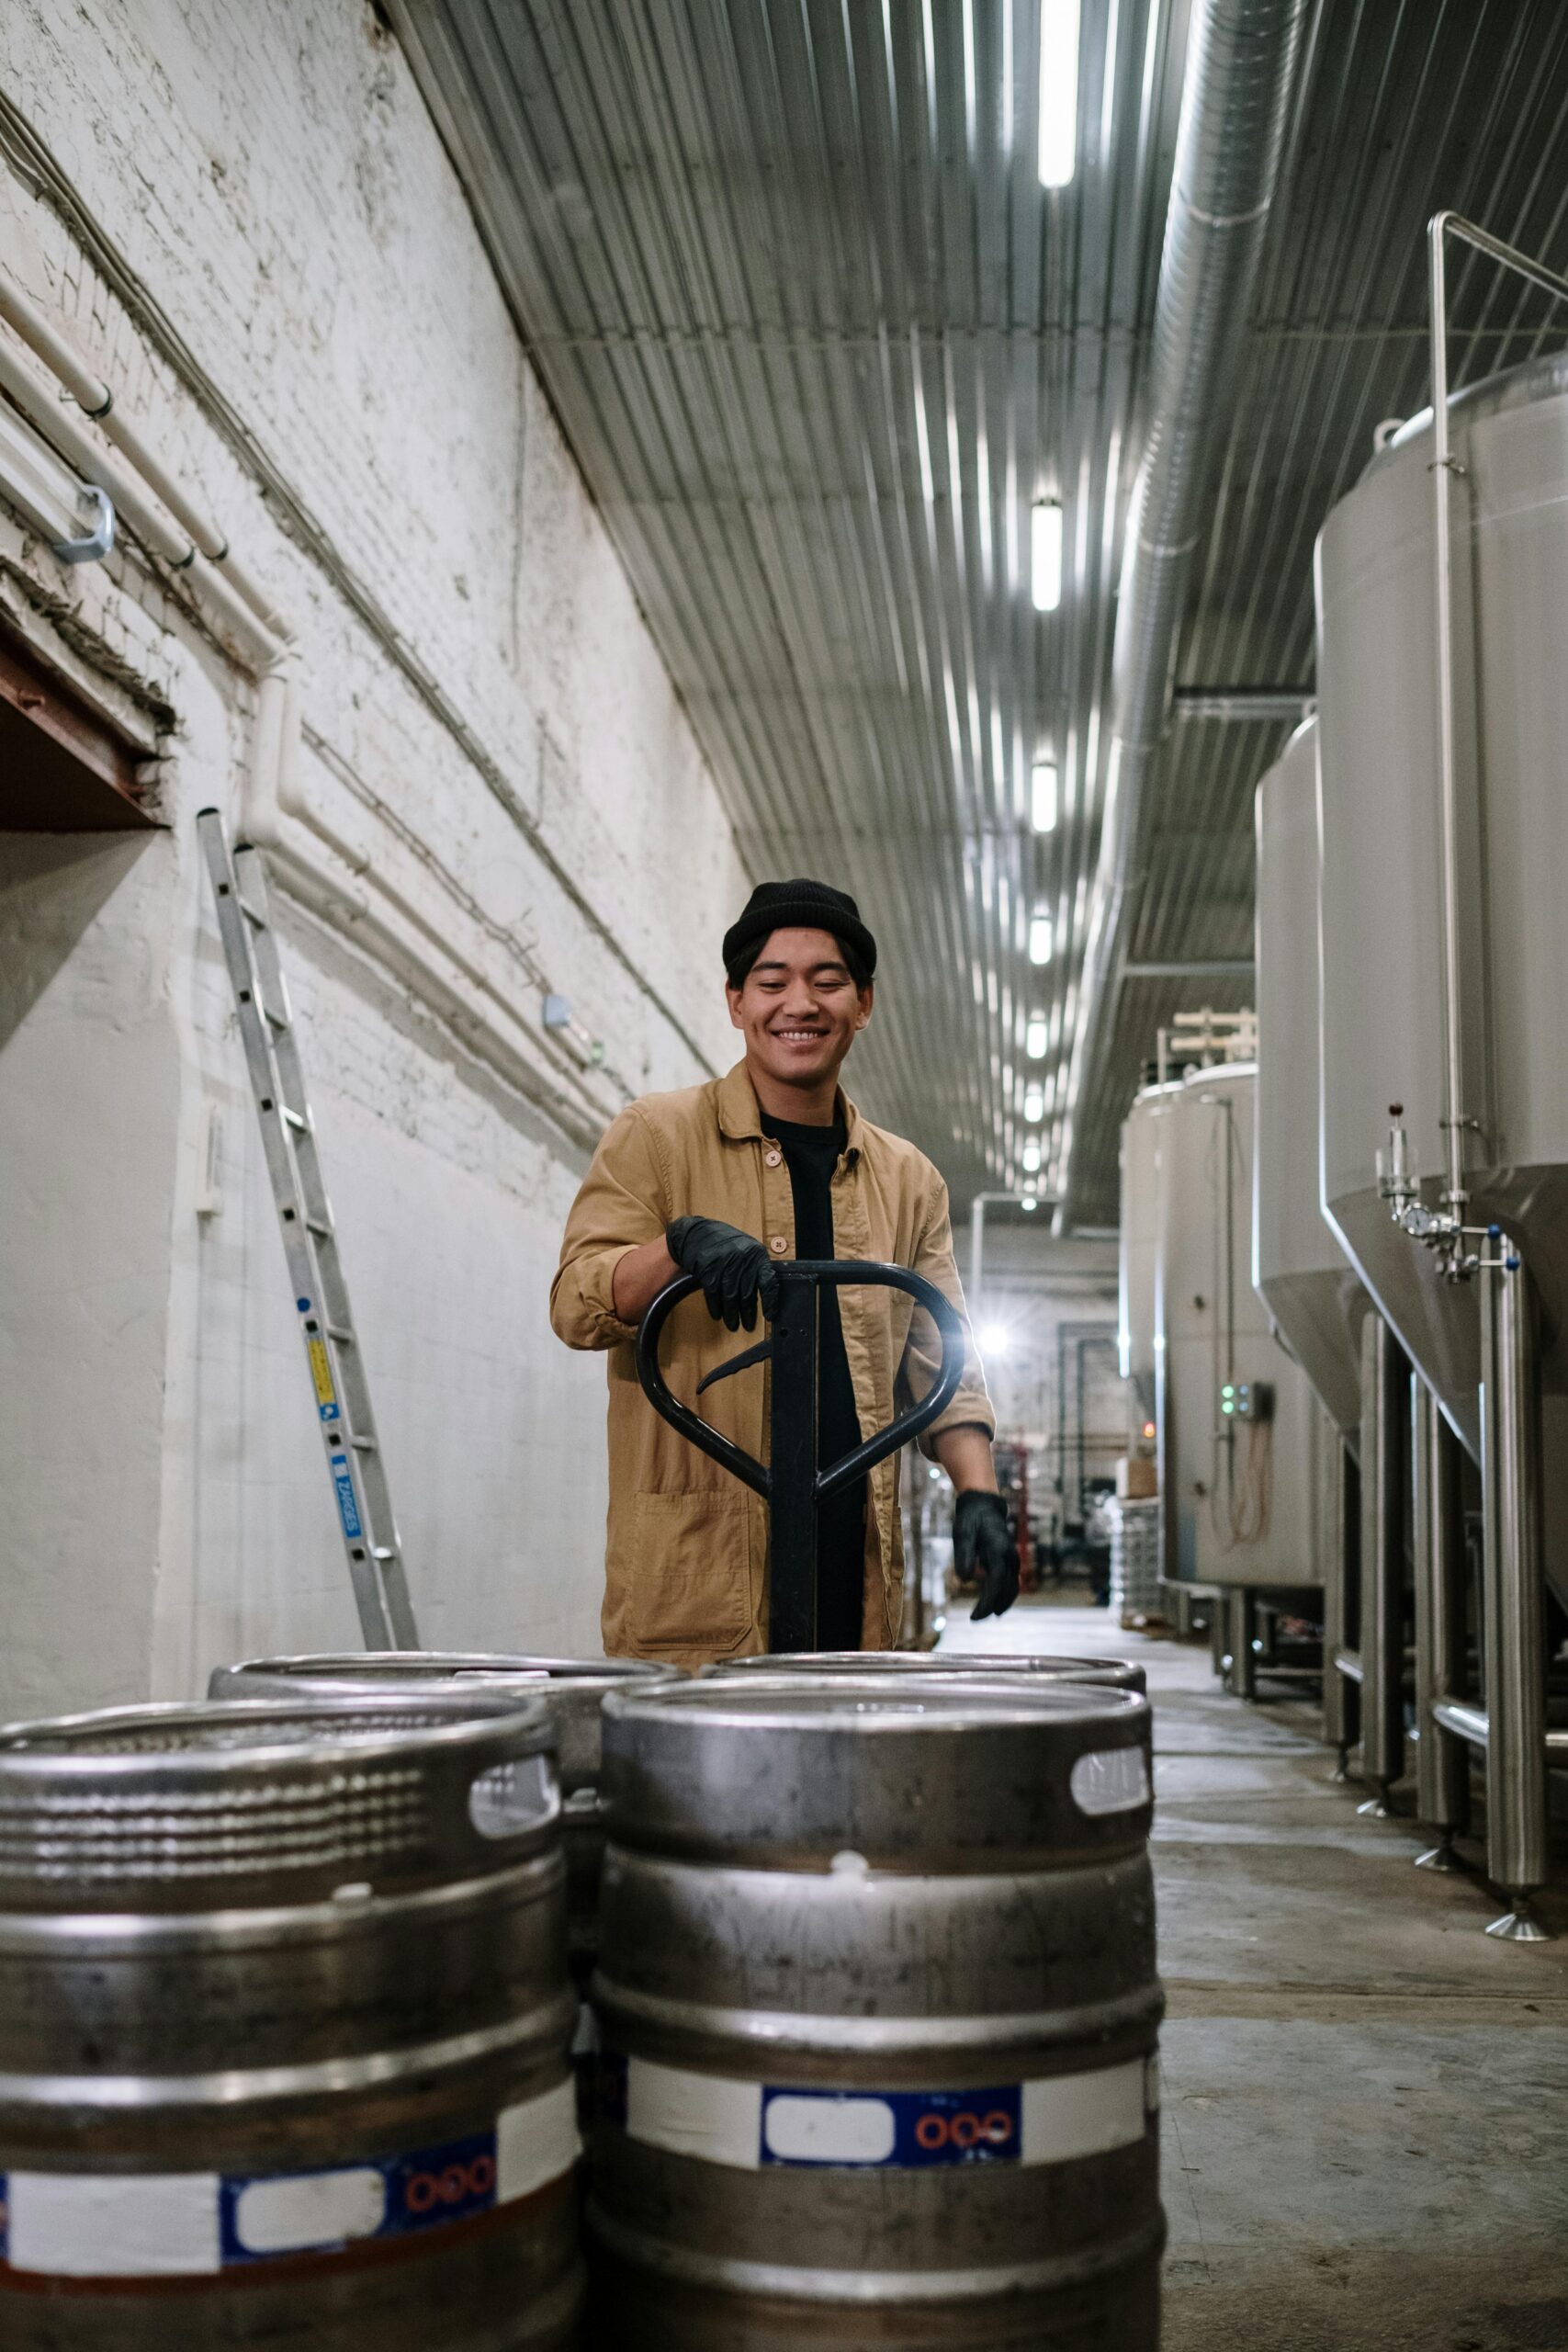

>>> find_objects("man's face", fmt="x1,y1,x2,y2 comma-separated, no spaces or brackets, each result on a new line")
727,927,874,1092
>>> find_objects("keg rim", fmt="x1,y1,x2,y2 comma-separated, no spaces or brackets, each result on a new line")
702,1650,1144,1679
209,1651,682,1695
604,1675,1148,1732
0,1692,558,1779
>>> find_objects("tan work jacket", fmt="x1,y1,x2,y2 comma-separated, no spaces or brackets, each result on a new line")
549,1062,993,1667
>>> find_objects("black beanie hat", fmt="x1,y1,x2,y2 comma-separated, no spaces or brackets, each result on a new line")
722,878,876,980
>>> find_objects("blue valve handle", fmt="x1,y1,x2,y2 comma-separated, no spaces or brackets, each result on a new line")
636,1260,967,1654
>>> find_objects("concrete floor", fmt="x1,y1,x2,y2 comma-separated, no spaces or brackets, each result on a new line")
937,1599,1568,2352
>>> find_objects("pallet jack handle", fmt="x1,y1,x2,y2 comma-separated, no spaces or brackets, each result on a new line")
636,1260,967,1653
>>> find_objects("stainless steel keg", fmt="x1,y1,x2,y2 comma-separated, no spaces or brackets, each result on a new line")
207,1652,681,1985
0,1694,581,2349
589,1674,1163,2350
705,1647,1147,1693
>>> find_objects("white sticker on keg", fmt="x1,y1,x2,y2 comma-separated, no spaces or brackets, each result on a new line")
1021,2059,1148,2163
763,2094,897,2165
498,2077,581,2203
5,2170,221,2277
604,2054,1151,2172
622,2053,765,2168
1069,1745,1151,1815
232,2166,386,2255
0,2080,581,2278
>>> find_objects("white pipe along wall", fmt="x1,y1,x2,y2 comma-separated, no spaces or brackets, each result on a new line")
0,2,749,1716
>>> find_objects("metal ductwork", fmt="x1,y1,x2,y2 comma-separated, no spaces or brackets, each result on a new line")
1056,0,1310,1231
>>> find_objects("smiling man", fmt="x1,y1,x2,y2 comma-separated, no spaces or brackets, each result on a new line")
550,877,1016,1666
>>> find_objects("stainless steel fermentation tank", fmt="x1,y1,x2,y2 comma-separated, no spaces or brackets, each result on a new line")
209,1651,679,1985
1129,1062,1325,1611
587,1675,1164,2350
1254,720,1376,1759
1317,281,1568,1929
1317,346,1568,1603
1253,720,1371,1443
1119,1089,1165,1430
0,1694,581,2349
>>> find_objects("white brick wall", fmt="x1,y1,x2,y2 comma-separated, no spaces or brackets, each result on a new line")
0,0,749,1712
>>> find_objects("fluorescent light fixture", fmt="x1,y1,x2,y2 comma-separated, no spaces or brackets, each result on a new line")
1032,758,1059,833
1021,1140,1043,1173
1029,910,1055,965
1021,1194,1040,1212
1023,1086,1045,1123
1038,0,1081,188
1025,1013,1048,1059
1032,500,1064,611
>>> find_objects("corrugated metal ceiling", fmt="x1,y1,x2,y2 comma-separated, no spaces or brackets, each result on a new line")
390,0,1568,1226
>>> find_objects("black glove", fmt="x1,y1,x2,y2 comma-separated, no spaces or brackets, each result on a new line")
953,1490,1019,1623
666,1216,782,1332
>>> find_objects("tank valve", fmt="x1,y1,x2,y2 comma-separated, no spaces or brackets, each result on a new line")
1378,1105,1420,1224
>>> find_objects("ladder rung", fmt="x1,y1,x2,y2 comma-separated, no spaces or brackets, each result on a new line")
326,1325,355,1344
263,1001,289,1029
371,1547,397,1562
281,1106,310,1132
348,1435,377,1453
238,898,268,928
306,1218,333,1239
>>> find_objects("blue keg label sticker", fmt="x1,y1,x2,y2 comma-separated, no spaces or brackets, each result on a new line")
329,1452,363,1539
609,2053,1149,2175
0,2083,580,2279
219,2127,498,2264
760,2084,1021,2168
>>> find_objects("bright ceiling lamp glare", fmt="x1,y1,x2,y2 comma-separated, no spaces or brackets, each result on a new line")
979,1324,1012,1357
1028,910,1055,966
1023,1086,1045,1123
1021,1140,1043,1174
1037,0,1081,188
1031,499,1064,612
1031,757,1059,834
1025,1013,1048,1059
1021,1195,1040,1213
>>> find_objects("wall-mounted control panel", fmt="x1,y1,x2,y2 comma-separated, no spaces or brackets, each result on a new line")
1220,1380,1273,1424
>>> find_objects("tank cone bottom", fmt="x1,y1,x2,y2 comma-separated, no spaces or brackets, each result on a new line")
1486,1897,1553,1942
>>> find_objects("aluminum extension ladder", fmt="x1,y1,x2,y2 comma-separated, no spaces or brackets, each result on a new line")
197,808,420,1647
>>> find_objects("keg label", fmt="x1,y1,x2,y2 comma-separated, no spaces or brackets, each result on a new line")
763,2085,1021,2168
0,2080,580,2278
220,2125,499,2261
603,2054,1150,2173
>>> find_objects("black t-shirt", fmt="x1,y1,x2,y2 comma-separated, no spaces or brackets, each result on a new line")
767,1114,867,1653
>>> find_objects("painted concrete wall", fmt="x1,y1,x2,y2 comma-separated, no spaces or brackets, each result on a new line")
0,2,748,1714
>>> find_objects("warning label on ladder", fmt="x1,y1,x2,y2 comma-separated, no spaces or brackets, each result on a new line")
307,1337,341,1424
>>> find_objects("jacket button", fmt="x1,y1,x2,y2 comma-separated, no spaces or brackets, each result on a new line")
764,1150,782,1167
768,1236,787,1254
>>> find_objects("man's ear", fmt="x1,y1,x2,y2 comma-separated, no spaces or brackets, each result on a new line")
726,981,746,1032
854,980,875,1032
